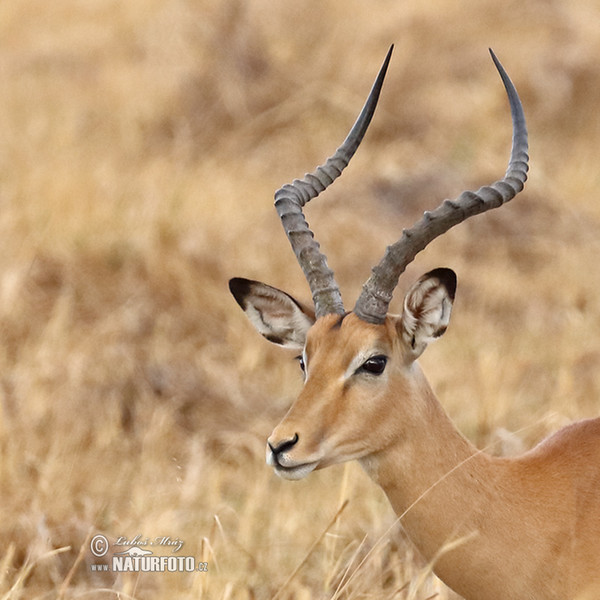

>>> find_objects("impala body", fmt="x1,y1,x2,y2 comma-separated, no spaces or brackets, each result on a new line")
229,47,600,599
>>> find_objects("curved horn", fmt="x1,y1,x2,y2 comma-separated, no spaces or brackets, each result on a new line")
274,46,393,318
354,49,529,324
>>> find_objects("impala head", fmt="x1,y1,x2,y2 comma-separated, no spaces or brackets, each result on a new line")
229,46,528,480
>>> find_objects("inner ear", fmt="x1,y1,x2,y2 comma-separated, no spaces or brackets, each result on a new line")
399,268,456,361
229,278,315,350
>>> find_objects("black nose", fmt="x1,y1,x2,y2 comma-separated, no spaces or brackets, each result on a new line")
268,433,299,455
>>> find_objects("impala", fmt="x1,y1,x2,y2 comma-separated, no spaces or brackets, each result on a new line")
229,47,600,600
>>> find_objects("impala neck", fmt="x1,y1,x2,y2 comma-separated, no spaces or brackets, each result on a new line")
359,363,503,577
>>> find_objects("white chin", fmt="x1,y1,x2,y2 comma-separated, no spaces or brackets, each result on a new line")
273,461,318,480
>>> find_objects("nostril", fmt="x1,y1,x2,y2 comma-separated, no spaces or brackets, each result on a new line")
268,433,299,455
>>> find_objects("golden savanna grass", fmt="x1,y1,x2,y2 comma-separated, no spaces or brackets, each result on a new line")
1,1,600,598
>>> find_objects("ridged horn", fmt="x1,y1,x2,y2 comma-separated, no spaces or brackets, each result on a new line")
274,45,393,318
354,49,529,324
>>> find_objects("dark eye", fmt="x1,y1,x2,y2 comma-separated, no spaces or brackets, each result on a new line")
357,355,387,376
296,355,305,373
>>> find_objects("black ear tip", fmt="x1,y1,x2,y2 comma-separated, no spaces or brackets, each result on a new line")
229,277,252,308
428,268,457,300
228,277,244,292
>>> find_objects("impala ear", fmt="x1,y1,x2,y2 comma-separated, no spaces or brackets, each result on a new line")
399,268,456,361
229,278,315,350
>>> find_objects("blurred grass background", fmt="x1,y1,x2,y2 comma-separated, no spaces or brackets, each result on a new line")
0,0,599,598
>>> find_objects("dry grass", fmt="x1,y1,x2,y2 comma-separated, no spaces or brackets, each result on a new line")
0,0,600,598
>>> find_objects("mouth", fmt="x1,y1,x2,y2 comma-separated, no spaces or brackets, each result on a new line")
266,446,320,480
272,460,319,480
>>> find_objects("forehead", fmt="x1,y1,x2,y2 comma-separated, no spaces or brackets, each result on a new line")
305,312,394,358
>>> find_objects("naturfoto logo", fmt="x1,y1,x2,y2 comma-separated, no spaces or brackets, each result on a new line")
89,534,208,573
